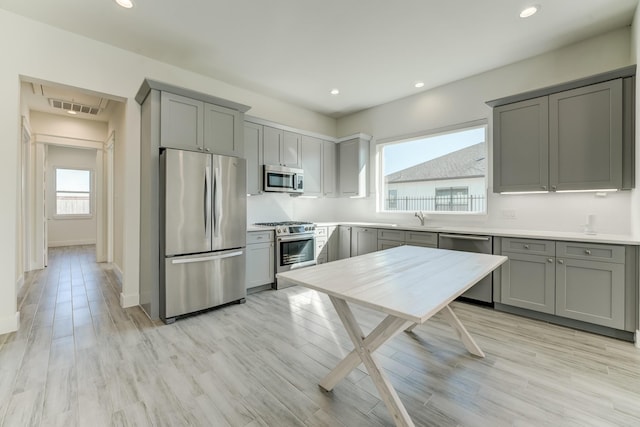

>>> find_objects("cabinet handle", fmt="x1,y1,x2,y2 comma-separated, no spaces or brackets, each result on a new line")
585,249,591,255
205,148,210,152
558,259,564,264
523,244,530,249
547,258,553,263
541,186,547,190
551,185,557,191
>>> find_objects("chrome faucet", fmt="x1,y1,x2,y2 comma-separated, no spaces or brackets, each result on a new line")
415,211,425,226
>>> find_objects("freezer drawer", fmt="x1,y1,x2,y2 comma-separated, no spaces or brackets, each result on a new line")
163,249,246,320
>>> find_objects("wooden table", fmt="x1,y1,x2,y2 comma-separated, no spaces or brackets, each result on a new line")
276,245,508,427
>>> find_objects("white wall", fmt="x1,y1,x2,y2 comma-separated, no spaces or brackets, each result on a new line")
46,145,97,246
108,102,126,278
0,8,338,334
294,27,636,235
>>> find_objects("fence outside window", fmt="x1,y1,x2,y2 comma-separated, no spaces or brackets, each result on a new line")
385,194,486,212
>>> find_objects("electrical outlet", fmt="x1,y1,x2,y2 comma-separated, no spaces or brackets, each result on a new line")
502,209,517,219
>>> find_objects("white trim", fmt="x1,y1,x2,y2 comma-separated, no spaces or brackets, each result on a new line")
336,133,373,143
245,116,337,142
113,263,123,284
120,292,139,308
48,238,96,247
0,311,20,335
34,133,104,150
15,275,24,293
375,118,488,146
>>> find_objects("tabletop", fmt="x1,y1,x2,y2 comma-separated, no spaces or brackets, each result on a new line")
276,245,508,324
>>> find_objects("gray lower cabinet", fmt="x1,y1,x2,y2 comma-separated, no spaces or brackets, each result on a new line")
315,226,339,264
351,226,377,256
338,225,351,259
246,231,274,290
500,237,627,329
555,242,625,329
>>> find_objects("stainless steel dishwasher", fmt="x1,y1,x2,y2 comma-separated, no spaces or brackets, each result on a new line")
438,233,494,304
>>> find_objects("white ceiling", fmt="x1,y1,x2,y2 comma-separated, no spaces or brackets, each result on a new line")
3,0,638,118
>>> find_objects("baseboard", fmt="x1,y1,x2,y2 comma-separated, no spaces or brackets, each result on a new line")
48,239,96,247
636,330,639,349
0,312,20,335
120,292,139,308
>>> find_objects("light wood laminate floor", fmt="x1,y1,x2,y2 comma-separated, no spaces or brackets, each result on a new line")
1,245,639,426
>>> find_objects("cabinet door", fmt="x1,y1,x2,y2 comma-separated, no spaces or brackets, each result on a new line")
326,226,339,262
160,92,204,150
263,126,283,166
244,122,263,195
338,226,351,259
323,141,337,197
493,97,549,192
300,135,323,196
555,258,624,329
204,103,242,157
315,237,328,264
246,242,274,289
283,131,301,167
339,139,359,196
351,227,377,256
501,252,555,314
549,79,623,191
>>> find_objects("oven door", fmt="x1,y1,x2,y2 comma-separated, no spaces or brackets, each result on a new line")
275,233,316,289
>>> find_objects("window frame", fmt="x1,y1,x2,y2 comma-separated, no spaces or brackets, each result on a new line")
376,120,488,215
53,166,94,219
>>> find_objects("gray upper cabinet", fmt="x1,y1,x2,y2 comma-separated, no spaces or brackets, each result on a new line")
300,135,323,196
160,91,243,157
244,122,263,195
549,79,623,191
339,136,370,197
204,103,243,157
160,92,204,150
493,97,549,192
263,126,300,167
489,67,635,193
323,141,337,197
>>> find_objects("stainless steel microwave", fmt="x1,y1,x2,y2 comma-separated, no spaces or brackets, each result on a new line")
263,165,304,193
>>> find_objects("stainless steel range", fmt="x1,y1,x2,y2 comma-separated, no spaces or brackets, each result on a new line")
254,221,316,289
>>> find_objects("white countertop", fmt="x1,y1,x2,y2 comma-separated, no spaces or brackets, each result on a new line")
311,221,640,245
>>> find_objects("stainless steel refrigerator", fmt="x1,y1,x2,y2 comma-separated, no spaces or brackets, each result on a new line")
160,148,247,323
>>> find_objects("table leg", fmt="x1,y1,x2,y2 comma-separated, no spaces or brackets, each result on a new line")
326,296,416,427
439,304,485,357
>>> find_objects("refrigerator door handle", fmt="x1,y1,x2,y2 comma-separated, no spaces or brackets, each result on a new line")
204,166,212,240
170,250,244,264
213,167,222,238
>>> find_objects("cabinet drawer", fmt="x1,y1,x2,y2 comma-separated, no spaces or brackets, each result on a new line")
556,241,625,263
377,229,406,242
501,238,554,256
247,231,274,244
315,227,327,237
406,231,438,247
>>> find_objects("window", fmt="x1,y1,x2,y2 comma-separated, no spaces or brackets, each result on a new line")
378,123,487,213
55,168,92,216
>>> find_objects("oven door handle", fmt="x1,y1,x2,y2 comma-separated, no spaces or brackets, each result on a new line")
277,234,315,243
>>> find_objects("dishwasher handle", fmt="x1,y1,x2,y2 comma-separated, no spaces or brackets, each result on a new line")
439,234,491,242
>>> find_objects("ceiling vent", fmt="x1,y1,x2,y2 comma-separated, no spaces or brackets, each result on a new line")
48,98,104,115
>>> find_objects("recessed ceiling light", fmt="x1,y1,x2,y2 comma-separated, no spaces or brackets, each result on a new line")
67,110,77,115
115,0,134,9
520,5,539,18
330,88,340,95
414,81,425,88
